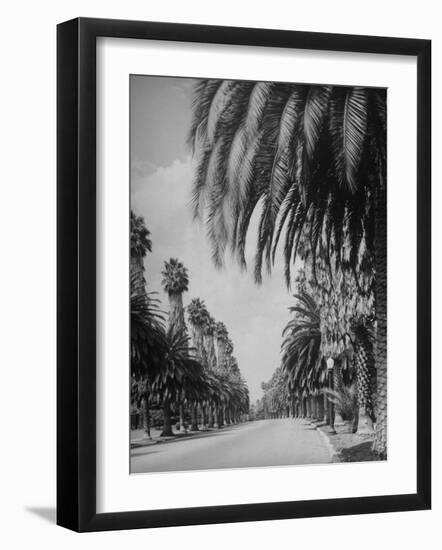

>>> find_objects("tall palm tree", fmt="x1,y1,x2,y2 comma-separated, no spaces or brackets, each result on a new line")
351,319,376,434
161,258,189,334
214,321,231,426
130,210,152,295
203,315,218,372
187,298,210,363
189,80,387,457
187,298,210,430
160,258,189,435
130,212,155,439
215,321,229,370
130,272,165,439
201,315,218,426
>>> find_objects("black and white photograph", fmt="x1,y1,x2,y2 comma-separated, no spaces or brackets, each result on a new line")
129,75,387,474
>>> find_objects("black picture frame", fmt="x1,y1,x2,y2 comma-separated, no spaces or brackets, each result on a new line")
57,17,431,532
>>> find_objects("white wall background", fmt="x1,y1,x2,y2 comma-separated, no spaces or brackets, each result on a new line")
0,0,439,547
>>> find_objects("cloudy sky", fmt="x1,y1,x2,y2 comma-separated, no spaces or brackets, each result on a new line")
130,75,294,402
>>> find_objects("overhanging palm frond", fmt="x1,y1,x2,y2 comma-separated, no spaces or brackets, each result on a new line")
189,79,386,287
329,87,369,193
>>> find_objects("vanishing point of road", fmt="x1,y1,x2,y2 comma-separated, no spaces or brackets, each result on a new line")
130,418,332,474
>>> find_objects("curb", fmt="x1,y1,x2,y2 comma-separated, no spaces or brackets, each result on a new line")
130,426,229,447
315,425,341,462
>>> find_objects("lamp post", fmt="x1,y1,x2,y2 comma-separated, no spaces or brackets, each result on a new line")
326,357,336,434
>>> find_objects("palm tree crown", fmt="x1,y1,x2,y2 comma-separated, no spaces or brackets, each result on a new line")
187,298,210,327
130,210,152,258
161,258,189,294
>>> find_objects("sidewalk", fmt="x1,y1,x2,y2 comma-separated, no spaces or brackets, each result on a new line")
130,424,234,447
313,421,379,462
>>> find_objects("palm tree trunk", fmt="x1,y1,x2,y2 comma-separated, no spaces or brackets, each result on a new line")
214,405,220,428
317,393,325,421
313,394,319,420
373,186,387,457
130,256,145,296
297,390,302,417
142,389,152,440
355,340,374,435
206,334,217,371
217,405,224,428
306,396,311,418
208,404,214,428
352,406,359,433
179,402,187,433
327,368,336,432
216,339,226,370
201,404,208,428
168,292,185,334
190,403,199,431
160,398,174,437
333,361,344,425
324,391,329,424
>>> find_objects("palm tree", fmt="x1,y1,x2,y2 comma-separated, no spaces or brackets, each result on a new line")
187,298,210,430
161,258,189,334
202,315,218,426
221,338,236,424
214,321,232,426
130,272,165,439
189,80,387,457
160,258,189,435
129,211,158,440
215,321,229,370
187,298,210,362
203,315,218,372
130,211,152,295
151,328,204,437
228,373,250,422
281,292,326,416
351,319,376,434
261,368,290,419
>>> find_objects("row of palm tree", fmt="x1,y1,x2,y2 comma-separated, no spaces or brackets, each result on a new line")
130,212,249,438
257,368,291,419
189,79,387,457
280,287,376,434
255,286,375,438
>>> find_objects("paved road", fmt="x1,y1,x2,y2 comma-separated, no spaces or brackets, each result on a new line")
130,418,332,473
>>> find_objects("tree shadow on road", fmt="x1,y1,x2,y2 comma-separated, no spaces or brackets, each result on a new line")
131,424,247,450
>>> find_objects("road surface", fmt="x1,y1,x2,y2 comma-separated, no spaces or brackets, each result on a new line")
130,418,332,473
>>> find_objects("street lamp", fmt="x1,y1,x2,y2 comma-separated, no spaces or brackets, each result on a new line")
326,357,336,434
